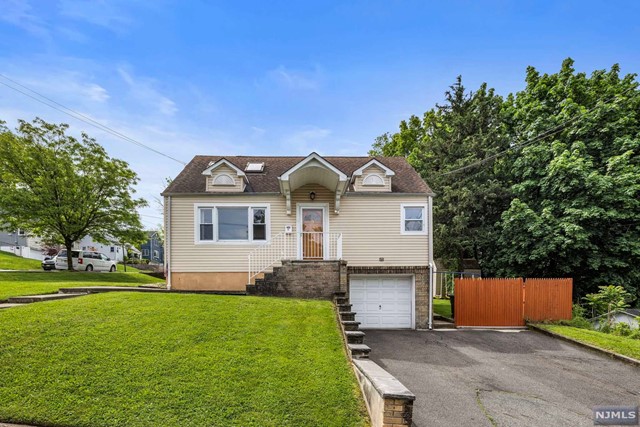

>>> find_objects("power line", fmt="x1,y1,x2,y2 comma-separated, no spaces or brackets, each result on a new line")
0,73,187,165
140,214,164,220
434,84,637,177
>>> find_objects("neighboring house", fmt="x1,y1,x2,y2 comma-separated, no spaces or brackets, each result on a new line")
74,236,140,262
592,308,640,330
140,231,164,264
162,153,435,329
0,229,46,260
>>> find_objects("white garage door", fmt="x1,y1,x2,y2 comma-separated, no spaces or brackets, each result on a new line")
350,276,413,329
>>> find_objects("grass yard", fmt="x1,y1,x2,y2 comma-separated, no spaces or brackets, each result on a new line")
0,251,41,270
116,263,142,272
536,324,640,360
433,298,452,318
0,293,368,427
0,271,164,302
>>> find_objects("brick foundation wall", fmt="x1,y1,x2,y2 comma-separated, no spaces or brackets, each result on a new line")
347,266,429,329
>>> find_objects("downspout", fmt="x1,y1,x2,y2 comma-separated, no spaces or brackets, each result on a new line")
428,195,434,330
166,196,172,290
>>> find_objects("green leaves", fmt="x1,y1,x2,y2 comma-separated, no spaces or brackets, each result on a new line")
373,59,640,299
0,118,148,269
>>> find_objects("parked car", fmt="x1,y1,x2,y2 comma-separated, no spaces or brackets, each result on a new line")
41,256,56,271
52,250,117,272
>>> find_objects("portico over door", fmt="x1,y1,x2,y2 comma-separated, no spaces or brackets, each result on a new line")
301,207,324,259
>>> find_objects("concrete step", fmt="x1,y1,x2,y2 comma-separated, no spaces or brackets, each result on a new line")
334,296,349,305
337,303,352,312
0,303,26,309
339,311,356,321
59,287,167,294
8,292,87,304
433,319,455,329
345,330,365,344
348,343,371,359
341,320,361,331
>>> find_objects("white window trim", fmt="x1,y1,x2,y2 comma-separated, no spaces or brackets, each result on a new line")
362,173,385,186
212,173,235,186
352,159,396,176
400,203,428,235
296,203,329,260
194,203,271,245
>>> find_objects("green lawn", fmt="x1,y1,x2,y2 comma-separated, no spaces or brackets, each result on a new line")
117,263,142,273
0,271,164,302
0,293,368,427
0,251,42,270
433,298,452,318
536,324,640,360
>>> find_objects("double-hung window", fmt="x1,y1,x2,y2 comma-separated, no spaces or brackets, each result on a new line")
197,205,268,243
401,204,427,234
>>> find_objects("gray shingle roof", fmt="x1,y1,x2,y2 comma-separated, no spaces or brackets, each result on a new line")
162,155,433,195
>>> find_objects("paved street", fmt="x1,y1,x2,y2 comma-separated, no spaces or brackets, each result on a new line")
366,329,640,427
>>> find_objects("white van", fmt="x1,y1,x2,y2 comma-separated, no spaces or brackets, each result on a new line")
54,250,117,272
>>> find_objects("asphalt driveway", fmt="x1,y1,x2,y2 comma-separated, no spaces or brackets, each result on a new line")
366,329,640,427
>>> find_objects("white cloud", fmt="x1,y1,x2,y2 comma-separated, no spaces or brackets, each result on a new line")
58,0,133,32
282,126,332,154
264,65,323,91
0,0,49,38
117,67,178,116
84,83,110,102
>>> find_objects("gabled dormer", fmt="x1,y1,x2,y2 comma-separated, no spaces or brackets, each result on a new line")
201,158,246,192
352,159,395,192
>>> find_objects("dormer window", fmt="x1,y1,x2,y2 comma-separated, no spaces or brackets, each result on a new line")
213,174,235,186
362,174,384,186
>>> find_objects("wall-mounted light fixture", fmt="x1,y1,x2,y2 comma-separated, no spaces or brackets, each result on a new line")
309,191,316,200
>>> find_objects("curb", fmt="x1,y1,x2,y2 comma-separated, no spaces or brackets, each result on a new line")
528,324,640,368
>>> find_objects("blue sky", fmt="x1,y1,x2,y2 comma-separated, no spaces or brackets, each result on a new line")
1,0,639,227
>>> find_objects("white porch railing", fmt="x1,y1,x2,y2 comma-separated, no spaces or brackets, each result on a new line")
248,232,343,283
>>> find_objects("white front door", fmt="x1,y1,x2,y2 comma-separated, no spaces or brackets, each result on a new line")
350,276,414,329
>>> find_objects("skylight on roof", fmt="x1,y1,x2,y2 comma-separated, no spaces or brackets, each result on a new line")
245,162,265,172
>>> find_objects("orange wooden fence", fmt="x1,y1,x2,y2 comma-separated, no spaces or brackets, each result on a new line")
523,278,573,322
454,277,572,327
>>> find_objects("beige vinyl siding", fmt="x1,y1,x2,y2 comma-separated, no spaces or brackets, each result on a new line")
168,183,429,273
205,164,245,192
168,194,288,273
352,164,391,192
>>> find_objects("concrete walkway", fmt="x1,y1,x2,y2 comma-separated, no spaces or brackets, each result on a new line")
366,329,640,427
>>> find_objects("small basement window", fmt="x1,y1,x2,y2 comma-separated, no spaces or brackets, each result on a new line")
245,162,265,173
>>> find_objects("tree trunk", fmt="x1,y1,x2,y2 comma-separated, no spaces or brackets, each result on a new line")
65,240,74,271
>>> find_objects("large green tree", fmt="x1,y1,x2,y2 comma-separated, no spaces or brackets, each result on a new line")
491,59,640,298
0,118,147,270
371,77,512,270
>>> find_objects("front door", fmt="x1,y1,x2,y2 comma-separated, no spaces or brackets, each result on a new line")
301,208,324,259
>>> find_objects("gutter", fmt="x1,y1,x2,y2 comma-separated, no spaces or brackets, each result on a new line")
166,196,172,290
428,195,434,330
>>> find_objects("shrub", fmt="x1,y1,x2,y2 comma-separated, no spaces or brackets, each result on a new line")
611,322,632,337
629,330,640,340
562,304,593,329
